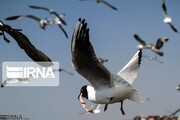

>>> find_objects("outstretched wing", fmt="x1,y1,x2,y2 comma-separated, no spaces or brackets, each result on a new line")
100,0,118,11
6,14,41,22
71,18,111,90
57,24,68,38
155,37,169,49
117,49,142,85
162,0,168,16
29,5,50,11
168,23,178,33
134,34,147,46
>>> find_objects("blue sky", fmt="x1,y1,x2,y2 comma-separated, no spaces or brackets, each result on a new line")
0,0,180,120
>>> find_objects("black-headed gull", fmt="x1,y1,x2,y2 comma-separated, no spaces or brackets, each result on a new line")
29,5,67,25
134,34,169,56
79,0,118,11
161,0,179,33
6,14,68,38
6,15,48,30
98,57,108,64
71,18,144,115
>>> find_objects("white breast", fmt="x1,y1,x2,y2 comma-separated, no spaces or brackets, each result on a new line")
88,85,135,104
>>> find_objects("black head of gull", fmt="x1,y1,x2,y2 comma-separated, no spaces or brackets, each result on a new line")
72,18,144,115
78,85,88,100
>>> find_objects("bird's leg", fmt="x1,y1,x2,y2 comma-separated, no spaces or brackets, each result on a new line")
120,101,125,115
104,97,113,112
104,104,108,112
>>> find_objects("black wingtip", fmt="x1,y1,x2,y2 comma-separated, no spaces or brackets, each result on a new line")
78,18,81,22
82,19,85,24
138,49,142,66
134,34,138,39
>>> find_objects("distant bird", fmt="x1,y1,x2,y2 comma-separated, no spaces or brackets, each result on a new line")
161,0,179,33
29,5,67,25
72,18,144,115
98,57,108,64
6,15,68,38
6,14,49,30
79,0,118,11
134,34,169,56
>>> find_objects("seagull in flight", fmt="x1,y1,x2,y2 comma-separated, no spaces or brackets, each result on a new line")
79,0,118,11
72,18,144,115
161,0,179,33
6,14,49,30
29,5,67,26
6,14,68,38
134,34,169,56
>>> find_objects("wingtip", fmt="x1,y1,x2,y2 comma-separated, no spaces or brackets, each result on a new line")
138,49,142,66
134,34,139,39
78,18,86,24
78,18,81,22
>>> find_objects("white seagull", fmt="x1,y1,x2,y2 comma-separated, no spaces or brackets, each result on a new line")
134,34,169,56
162,0,179,33
71,18,144,115
6,15,68,38
29,5,67,26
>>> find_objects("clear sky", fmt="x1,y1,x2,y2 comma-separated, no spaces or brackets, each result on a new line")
0,0,180,120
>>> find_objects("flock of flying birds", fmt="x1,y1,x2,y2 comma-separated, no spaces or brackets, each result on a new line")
0,0,179,116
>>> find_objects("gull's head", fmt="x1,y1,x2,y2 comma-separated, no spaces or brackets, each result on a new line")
78,85,94,100
163,17,172,23
78,85,88,100
40,20,48,30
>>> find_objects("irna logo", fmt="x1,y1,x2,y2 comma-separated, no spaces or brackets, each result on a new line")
2,62,59,87
6,66,55,79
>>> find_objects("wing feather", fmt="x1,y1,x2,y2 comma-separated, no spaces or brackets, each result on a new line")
117,49,142,85
71,18,111,89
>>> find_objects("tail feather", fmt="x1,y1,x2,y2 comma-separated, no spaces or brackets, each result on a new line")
128,90,144,103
